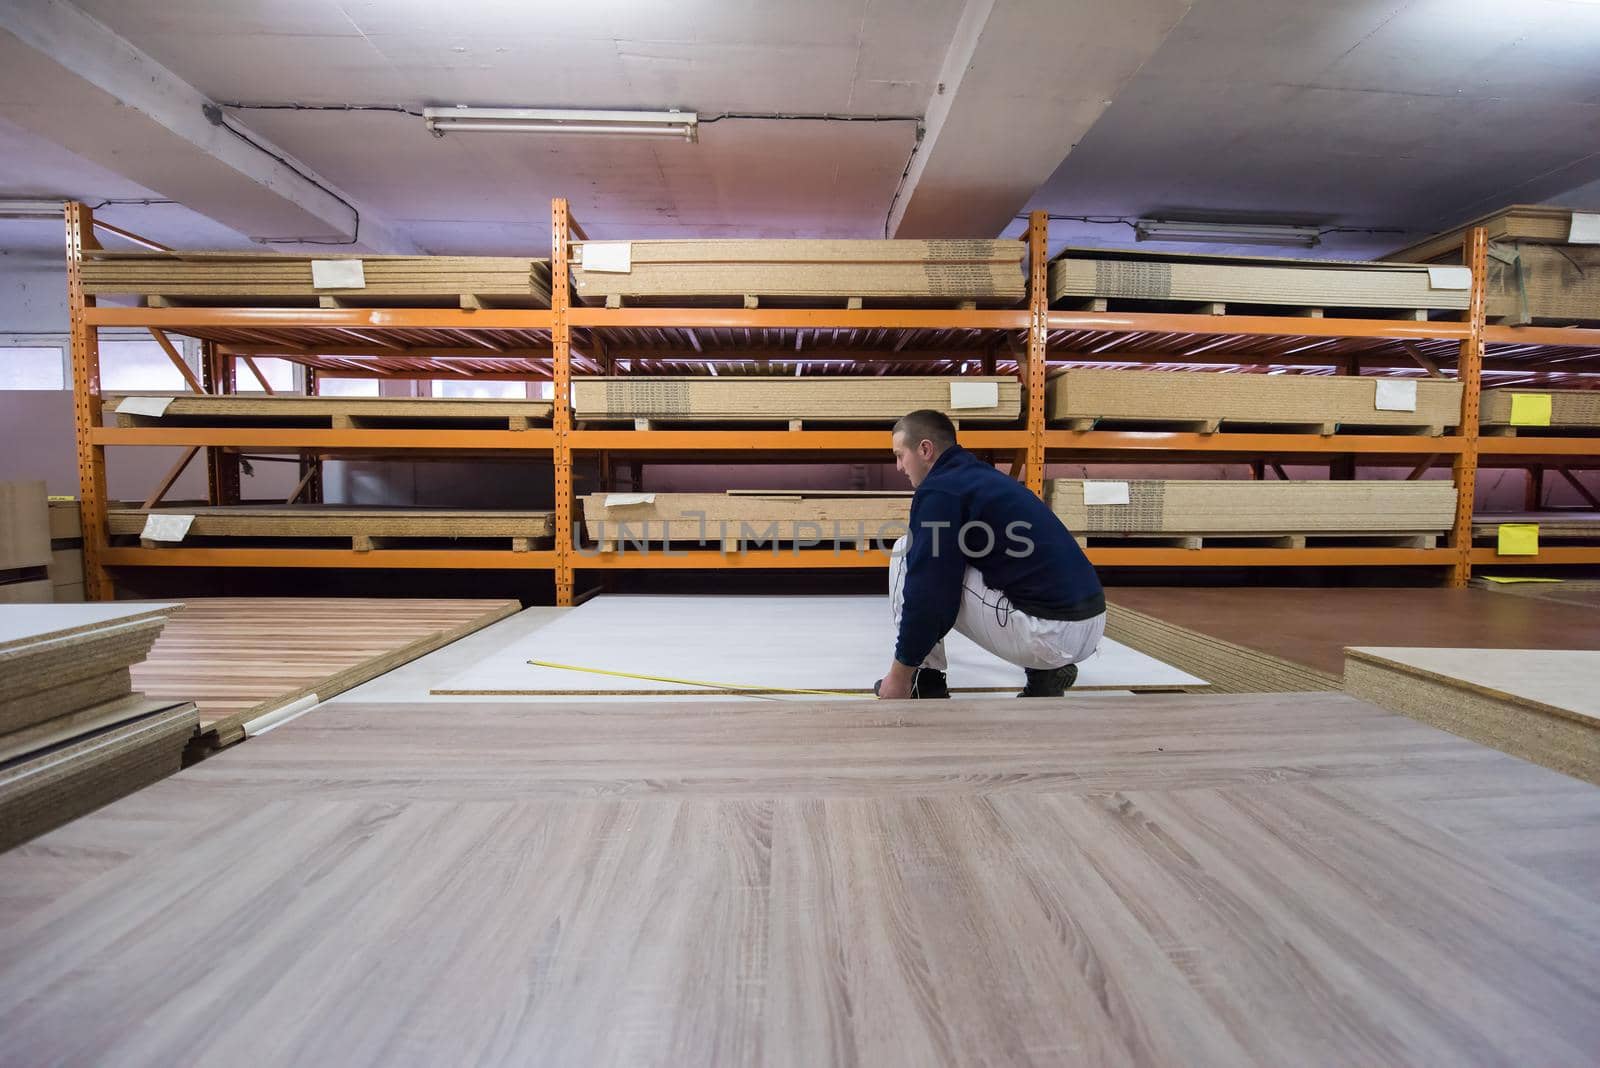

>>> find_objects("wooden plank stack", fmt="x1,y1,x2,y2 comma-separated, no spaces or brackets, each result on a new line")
105,394,554,429
1050,247,1471,313
0,603,195,851
572,375,1020,424
108,505,555,549
81,252,553,307
1048,479,1457,544
0,481,51,604
48,500,85,603
1048,368,1462,432
582,491,910,549
1388,205,1600,323
1480,387,1600,432
571,239,1026,305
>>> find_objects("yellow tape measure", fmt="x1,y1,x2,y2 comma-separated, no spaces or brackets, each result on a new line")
526,659,857,696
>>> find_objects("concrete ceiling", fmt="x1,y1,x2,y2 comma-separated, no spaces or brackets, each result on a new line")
1,0,1598,259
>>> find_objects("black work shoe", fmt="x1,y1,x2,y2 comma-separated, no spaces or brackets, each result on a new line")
913,668,950,699
1019,663,1078,698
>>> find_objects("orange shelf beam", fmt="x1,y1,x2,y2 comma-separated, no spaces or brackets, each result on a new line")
1469,547,1600,566
91,427,556,450
575,549,891,569
101,547,558,569
568,429,1030,451
1482,324,1600,348
1045,430,1466,455
568,307,1029,330
1045,310,1470,341
83,306,554,331
1476,437,1600,457
1087,546,1458,567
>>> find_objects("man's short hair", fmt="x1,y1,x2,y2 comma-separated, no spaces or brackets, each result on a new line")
894,409,957,453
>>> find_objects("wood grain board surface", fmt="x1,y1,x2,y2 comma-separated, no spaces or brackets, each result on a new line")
130,598,519,745
0,692,1597,1064
1108,587,1600,678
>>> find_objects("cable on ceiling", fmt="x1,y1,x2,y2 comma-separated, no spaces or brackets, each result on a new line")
203,102,361,245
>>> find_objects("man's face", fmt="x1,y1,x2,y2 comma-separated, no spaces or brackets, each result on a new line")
893,431,936,488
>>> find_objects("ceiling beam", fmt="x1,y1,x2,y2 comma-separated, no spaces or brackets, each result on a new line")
0,0,415,251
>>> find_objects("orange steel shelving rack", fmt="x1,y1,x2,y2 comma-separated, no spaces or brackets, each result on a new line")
66,201,1600,604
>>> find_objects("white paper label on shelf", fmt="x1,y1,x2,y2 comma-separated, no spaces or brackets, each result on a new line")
141,513,194,542
1425,265,1472,290
311,259,366,289
1083,481,1130,506
949,381,1000,409
115,396,174,417
1569,212,1600,244
603,493,656,507
581,242,632,273
1374,379,1418,412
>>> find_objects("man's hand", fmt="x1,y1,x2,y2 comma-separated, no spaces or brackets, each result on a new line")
875,660,917,700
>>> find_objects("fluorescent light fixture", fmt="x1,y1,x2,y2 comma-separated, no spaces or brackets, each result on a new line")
423,107,697,142
0,199,66,219
1135,218,1321,248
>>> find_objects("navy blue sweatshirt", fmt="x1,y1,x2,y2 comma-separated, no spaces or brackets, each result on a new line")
895,445,1104,667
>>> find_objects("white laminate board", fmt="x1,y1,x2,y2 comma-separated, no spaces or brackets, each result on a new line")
1346,647,1600,723
432,595,1204,694
0,603,182,652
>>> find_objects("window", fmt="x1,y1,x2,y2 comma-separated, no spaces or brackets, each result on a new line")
432,379,530,399
237,357,298,393
0,345,66,390
316,376,381,397
98,340,200,392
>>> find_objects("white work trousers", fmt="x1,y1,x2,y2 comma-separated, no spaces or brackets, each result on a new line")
889,535,1106,672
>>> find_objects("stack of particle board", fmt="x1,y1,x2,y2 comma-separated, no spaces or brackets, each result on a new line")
107,505,555,549
572,376,1020,424
1387,206,1600,323
1105,603,1337,694
1344,647,1599,785
1048,368,1462,431
570,239,1026,304
1048,479,1456,541
0,482,51,605
582,491,910,548
104,394,553,429
48,500,85,603
1472,512,1600,543
81,252,552,307
1474,577,1600,611
0,604,194,851
1480,388,1600,433
1049,247,1473,313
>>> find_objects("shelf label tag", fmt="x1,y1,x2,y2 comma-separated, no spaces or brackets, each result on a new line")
1569,212,1600,244
1374,379,1417,412
141,513,194,542
1509,393,1552,426
603,493,655,507
581,242,632,273
116,396,174,417
1497,523,1539,556
1083,481,1130,506
311,259,366,289
1426,265,1472,290
949,381,1000,409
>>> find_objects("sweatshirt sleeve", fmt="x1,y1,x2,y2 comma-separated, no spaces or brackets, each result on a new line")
894,487,966,667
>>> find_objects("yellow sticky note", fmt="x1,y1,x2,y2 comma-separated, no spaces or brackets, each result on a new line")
1497,524,1539,556
1509,393,1552,427
1479,575,1561,584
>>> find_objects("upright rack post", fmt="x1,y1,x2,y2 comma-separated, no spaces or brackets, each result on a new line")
1024,210,1049,496
551,198,576,605
1449,226,1488,588
66,202,113,600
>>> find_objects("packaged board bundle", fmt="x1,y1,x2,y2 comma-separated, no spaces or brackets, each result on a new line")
105,394,553,429
581,491,910,548
108,506,555,545
1048,368,1461,431
572,376,1020,423
1049,247,1471,312
571,239,1025,304
0,481,51,604
1047,479,1457,537
1480,387,1600,431
81,252,552,307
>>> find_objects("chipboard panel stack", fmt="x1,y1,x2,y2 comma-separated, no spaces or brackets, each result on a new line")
1389,205,1600,324
582,491,910,550
570,239,1026,304
0,482,51,604
1048,369,1461,432
0,604,195,851
1047,479,1457,544
572,376,1020,424
1480,387,1600,434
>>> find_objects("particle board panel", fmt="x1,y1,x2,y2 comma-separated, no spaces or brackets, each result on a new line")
1474,578,1600,611
0,603,180,652
1047,368,1462,429
48,499,82,541
105,393,554,428
0,693,1597,1064
582,493,909,545
1049,479,1456,535
572,376,1021,423
1050,247,1471,310
0,480,50,572
1107,588,1600,686
1472,511,1600,541
1480,387,1600,430
432,595,1201,696
0,580,52,604
130,598,520,748
1344,648,1600,784
1387,204,1583,263
107,505,555,542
